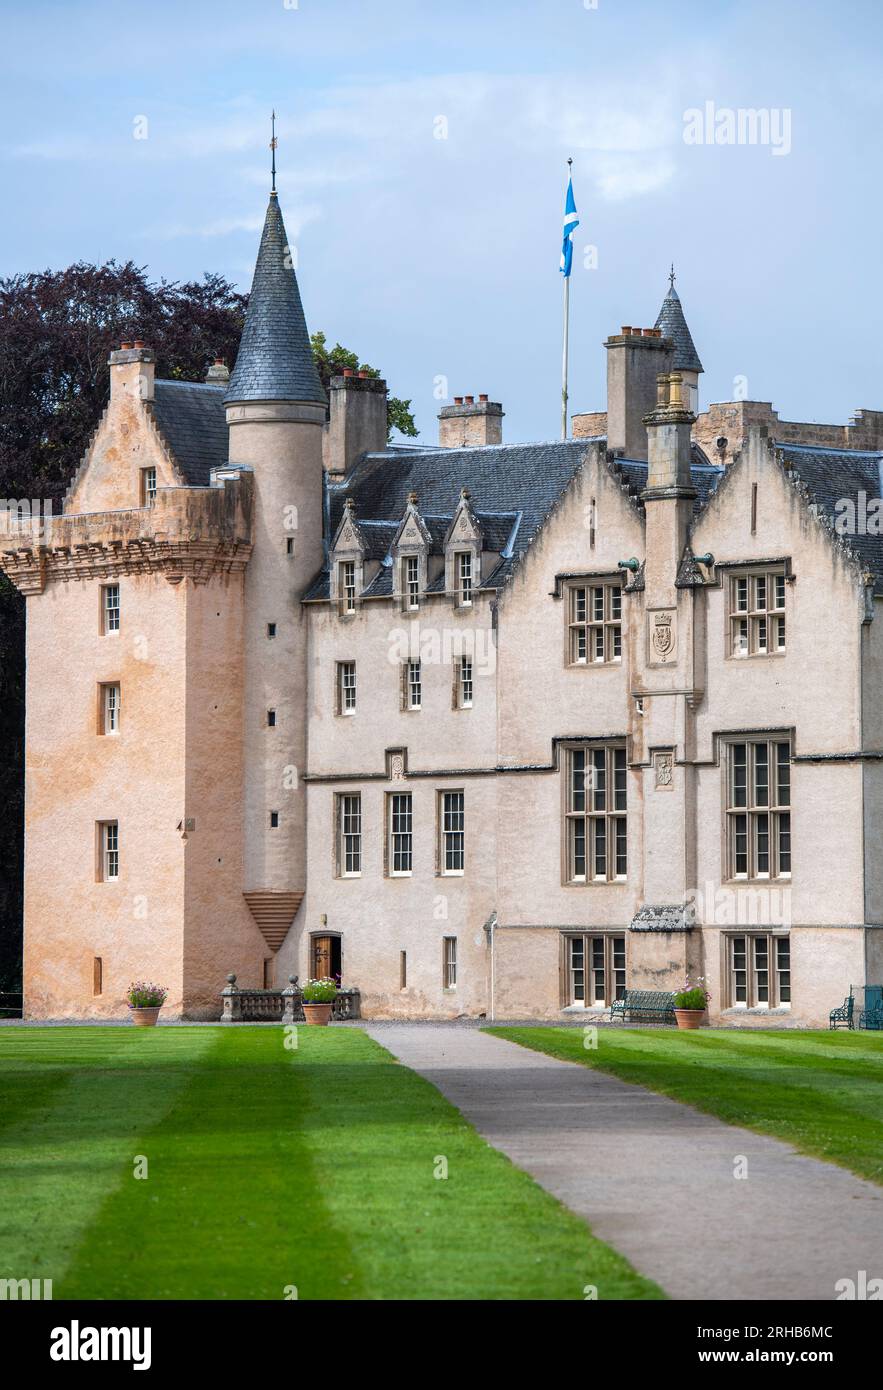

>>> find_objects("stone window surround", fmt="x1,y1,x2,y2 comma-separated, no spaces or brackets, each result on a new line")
721,929,791,1009
722,733,792,884
561,740,629,886
560,930,628,1008
564,574,624,667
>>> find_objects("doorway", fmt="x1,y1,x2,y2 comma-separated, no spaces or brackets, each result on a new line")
311,934,342,983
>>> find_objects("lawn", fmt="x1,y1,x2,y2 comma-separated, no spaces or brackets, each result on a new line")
0,1025,661,1300
488,1027,883,1185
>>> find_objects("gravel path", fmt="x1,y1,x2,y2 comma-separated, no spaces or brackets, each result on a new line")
367,1023,883,1301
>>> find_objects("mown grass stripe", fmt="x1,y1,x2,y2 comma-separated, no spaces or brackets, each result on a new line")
1,1026,661,1301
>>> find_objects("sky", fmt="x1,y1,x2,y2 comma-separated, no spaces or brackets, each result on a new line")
1,0,882,443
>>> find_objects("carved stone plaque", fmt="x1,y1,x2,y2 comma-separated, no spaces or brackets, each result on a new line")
648,608,677,665
653,751,674,789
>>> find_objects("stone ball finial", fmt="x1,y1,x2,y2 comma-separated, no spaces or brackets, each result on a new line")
344,497,355,512
407,491,418,506
226,973,237,985
460,486,471,501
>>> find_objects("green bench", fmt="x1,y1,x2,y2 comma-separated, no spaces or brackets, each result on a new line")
610,989,676,1025
829,994,855,1030
860,985,883,1031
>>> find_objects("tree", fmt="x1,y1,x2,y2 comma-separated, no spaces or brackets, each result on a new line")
310,331,418,441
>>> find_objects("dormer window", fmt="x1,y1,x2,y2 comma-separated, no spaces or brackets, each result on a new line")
405,555,420,610
456,552,473,607
340,560,357,615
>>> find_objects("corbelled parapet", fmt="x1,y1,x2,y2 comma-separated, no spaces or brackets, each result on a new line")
0,471,254,596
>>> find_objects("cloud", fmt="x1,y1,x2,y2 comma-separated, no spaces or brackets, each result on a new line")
10,73,682,205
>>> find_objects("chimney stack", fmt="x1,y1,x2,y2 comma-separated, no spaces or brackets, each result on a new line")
605,329,673,460
641,371,697,605
108,343,155,403
205,357,230,389
438,395,504,448
323,373,388,476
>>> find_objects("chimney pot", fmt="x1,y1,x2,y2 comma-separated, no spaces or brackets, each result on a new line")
358,370,368,379
133,339,145,348
621,327,632,336
453,396,463,405
121,341,133,350
343,368,354,378
479,393,488,402
464,395,474,404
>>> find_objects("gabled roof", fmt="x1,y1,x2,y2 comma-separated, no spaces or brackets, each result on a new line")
225,192,325,406
654,281,703,374
151,381,229,487
776,442,883,594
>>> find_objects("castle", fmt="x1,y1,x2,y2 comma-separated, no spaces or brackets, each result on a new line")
4,181,883,1026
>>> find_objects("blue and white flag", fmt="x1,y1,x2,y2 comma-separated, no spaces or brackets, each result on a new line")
559,174,579,277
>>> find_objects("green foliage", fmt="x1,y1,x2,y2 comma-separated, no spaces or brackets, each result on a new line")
301,977,338,1003
673,987,708,1010
310,330,418,441
126,981,169,1009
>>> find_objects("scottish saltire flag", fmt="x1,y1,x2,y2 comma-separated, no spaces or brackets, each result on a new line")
560,175,579,277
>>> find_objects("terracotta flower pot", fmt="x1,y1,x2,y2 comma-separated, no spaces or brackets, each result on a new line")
674,1008,705,1030
302,1001,333,1026
130,1005,162,1028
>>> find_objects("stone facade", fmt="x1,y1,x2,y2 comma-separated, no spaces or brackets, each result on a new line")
4,196,883,1028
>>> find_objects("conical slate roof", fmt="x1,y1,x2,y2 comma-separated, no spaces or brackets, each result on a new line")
226,192,325,405
654,279,703,375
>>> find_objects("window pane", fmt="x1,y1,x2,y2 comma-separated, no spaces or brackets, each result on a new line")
612,936,626,1000
776,937,791,1003
615,818,627,877
613,747,627,811
756,812,770,875
591,937,605,1003
593,818,606,878
591,749,606,811
732,745,747,807
754,936,769,1002
569,938,585,1001
570,750,585,812
570,820,586,879
777,812,791,874
776,743,791,806
754,743,769,807
732,936,747,1002
734,814,748,875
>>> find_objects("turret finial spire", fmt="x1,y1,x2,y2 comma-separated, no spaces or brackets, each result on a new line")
669,262,676,290
270,110,277,194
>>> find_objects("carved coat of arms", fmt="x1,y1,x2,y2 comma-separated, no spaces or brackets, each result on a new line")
649,609,677,663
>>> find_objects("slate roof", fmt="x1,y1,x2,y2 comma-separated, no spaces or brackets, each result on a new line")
776,442,883,594
225,193,325,406
611,448,725,514
307,440,593,599
329,440,590,558
654,283,703,374
151,381,229,487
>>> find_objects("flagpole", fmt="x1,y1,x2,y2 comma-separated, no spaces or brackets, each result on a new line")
561,271,570,440
561,157,572,441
